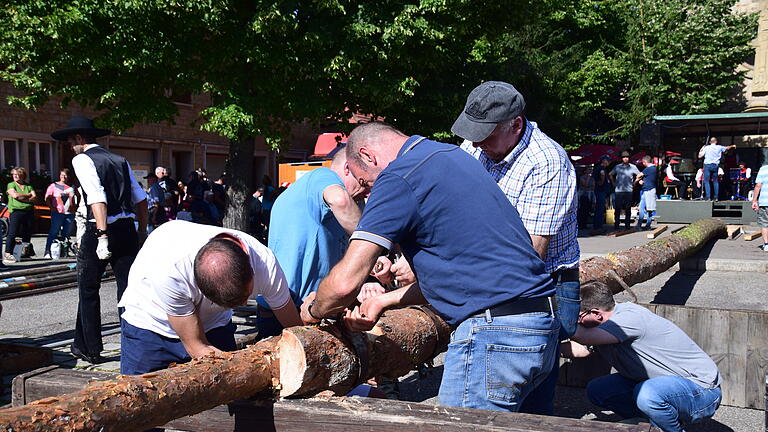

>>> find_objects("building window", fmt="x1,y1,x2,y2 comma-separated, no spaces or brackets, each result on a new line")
26,141,53,177
2,139,18,169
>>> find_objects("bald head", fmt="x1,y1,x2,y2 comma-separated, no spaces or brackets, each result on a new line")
194,237,253,308
346,122,407,171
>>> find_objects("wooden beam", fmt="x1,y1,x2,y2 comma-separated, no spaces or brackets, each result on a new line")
745,231,763,241
726,225,743,240
607,228,638,237
646,225,668,239
12,367,658,432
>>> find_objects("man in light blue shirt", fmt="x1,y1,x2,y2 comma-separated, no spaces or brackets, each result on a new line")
262,149,368,337
752,164,768,251
698,137,735,200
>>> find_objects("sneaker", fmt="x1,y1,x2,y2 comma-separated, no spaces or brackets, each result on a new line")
3,253,17,263
43,252,52,259
762,244,768,252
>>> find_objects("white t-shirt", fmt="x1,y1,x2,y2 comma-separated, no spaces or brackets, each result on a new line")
119,220,290,338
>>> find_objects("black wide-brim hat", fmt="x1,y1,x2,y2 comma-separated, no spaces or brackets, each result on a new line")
51,116,111,141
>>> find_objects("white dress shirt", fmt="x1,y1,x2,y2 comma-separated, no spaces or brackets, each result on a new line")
71,144,147,223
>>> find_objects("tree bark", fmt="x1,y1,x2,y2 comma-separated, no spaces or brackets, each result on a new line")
222,137,255,232
279,306,452,397
0,340,281,432
579,218,725,293
0,307,451,431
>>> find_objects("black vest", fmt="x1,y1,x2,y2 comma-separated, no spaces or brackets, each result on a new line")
82,146,135,219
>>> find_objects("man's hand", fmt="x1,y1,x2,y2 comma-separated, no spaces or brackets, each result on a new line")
754,201,760,212
343,296,387,332
96,237,112,260
370,256,394,285
300,292,320,324
391,258,416,286
357,282,386,303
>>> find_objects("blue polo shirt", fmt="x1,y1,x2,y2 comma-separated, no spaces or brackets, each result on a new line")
351,136,554,326
641,165,657,192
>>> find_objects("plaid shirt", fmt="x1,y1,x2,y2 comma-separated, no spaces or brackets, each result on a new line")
461,119,579,273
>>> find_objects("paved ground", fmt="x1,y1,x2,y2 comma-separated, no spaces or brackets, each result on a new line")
0,229,765,431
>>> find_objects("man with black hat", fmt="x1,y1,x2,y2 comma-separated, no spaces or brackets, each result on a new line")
52,116,148,364
451,81,579,415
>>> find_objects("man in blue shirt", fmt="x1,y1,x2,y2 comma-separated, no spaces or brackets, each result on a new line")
300,122,559,412
263,149,368,337
635,156,657,230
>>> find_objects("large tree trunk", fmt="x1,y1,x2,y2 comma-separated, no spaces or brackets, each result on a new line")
222,136,254,231
0,219,724,430
580,218,725,293
0,307,450,431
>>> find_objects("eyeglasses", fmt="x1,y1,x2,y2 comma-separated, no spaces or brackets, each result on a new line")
578,310,591,323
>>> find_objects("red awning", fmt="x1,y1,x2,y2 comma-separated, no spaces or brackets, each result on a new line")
567,144,621,165
311,133,346,158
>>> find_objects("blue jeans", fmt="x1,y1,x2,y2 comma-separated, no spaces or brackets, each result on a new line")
593,190,607,229
438,311,559,412
636,192,654,229
702,164,719,200
520,278,580,415
120,319,237,375
45,212,74,253
587,374,721,432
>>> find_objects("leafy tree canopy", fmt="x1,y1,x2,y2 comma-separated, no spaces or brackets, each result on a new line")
0,0,758,149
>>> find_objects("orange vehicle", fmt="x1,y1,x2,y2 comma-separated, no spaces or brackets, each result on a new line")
0,203,51,237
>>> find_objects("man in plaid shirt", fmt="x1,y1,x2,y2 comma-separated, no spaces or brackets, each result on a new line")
452,81,579,415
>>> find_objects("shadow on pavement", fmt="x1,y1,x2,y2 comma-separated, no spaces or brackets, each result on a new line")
650,239,716,305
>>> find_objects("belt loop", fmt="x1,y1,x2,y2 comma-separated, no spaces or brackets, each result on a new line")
484,309,493,323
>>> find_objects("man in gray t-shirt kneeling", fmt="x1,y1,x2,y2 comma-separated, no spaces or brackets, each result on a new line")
562,281,721,432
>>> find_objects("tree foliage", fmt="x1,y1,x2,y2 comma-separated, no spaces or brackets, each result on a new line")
0,0,758,152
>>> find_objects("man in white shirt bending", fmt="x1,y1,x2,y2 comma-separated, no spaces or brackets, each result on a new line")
118,220,303,375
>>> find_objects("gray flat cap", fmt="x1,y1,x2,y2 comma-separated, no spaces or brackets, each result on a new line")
451,81,526,142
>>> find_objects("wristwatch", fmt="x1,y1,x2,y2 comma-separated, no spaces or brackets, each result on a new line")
95,229,109,238
307,300,322,320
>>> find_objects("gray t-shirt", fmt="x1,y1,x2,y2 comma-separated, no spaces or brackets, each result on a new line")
610,163,641,193
596,303,721,389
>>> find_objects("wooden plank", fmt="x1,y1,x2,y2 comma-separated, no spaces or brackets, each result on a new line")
12,367,658,432
646,225,668,239
12,368,116,407
727,311,749,408
746,312,768,409
607,228,638,238
726,225,742,239
745,231,762,241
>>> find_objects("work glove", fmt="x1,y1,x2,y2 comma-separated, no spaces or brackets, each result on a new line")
96,236,112,260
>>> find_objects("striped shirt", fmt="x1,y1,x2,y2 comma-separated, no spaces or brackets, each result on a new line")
461,119,579,273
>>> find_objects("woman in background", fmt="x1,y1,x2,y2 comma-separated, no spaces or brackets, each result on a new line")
44,168,79,258
5,167,37,262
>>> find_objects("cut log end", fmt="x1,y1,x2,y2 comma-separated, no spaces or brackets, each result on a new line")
277,330,309,398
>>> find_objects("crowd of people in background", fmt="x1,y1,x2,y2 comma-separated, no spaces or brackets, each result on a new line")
144,166,228,232
574,138,752,231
